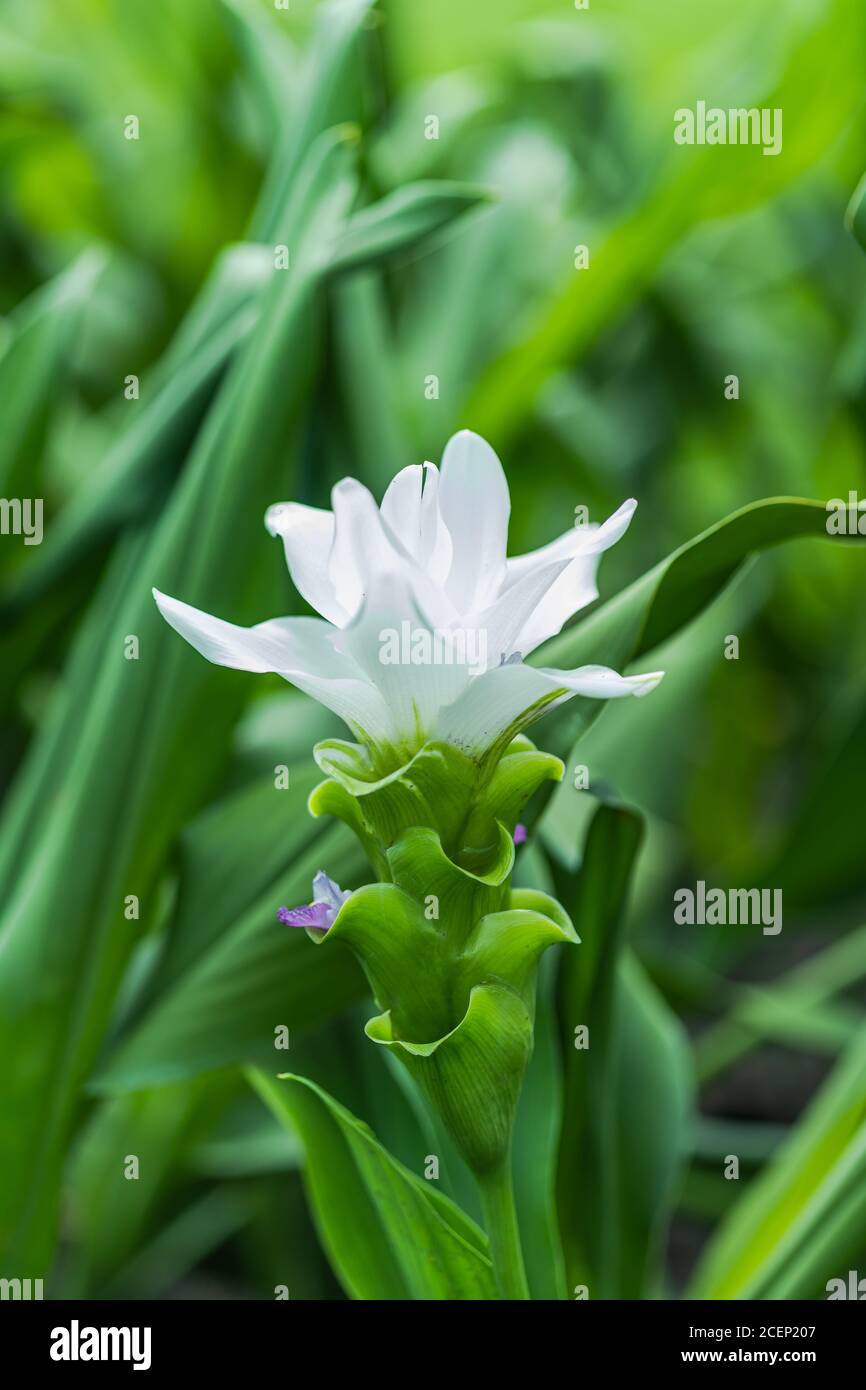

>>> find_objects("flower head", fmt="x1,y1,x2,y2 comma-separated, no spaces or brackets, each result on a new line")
154,431,662,765
277,870,350,933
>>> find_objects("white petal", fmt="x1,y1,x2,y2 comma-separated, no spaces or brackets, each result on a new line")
505,498,637,585
336,567,471,743
438,430,510,613
504,498,638,652
466,557,572,670
537,663,664,699
329,477,414,619
381,465,424,553
153,589,394,744
264,501,349,627
417,463,452,584
380,464,452,585
511,555,601,654
436,658,663,755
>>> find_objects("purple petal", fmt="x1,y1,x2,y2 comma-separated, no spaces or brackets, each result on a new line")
513,823,527,846
278,902,332,930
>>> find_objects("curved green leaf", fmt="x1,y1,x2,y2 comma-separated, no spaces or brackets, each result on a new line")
249,1069,496,1300
535,498,865,758
463,0,866,443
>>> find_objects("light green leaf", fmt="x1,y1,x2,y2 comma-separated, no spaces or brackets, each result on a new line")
463,0,866,443
249,1069,497,1300
690,1030,866,1299
250,0,377,241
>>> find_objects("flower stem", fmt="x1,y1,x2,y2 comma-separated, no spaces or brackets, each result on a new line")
478,1161,530,1300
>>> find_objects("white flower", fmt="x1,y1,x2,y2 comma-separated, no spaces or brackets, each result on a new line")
154,430,662,763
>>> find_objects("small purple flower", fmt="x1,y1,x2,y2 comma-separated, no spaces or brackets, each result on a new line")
278,870,351,933
513,823,527,846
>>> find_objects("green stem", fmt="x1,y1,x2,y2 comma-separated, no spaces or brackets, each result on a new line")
478,1161,530,1300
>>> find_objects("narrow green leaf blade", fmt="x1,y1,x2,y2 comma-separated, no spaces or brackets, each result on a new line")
553,800,692,1298
690,1030,866,1299
536,498,865,757
250,1070,497,1300
329,182,490,275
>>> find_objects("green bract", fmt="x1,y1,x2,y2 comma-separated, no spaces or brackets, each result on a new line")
308,734,577,1178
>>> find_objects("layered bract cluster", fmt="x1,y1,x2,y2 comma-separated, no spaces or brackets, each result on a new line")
307,733,577,1174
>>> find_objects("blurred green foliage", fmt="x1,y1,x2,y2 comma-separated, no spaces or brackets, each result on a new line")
1,0,866,1299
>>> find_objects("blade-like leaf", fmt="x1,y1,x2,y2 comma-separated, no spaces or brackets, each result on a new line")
250,0,376,241
328,182,490,275
92,772,367,1092
695,924,866,1085
0,128,360,1276
535,498,865,759
463,0,866,443
0,249,105,499
1,245,272,617
846,171,866,255
552,799,692,1298
66,1074,237,1296
690,1030,866,1299
249,1069,497,1300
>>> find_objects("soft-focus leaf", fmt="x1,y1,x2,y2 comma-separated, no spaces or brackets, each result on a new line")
553,799,692,1298
0,249,104,499
464,0,866,441
536,498,866,759
690,1030,866,1299
0,127,360,1275
0,244,271,616
329,181,490,275
66,1074,236,1296
250,0,376,241
695,924,866,1084
92,775,367,1092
